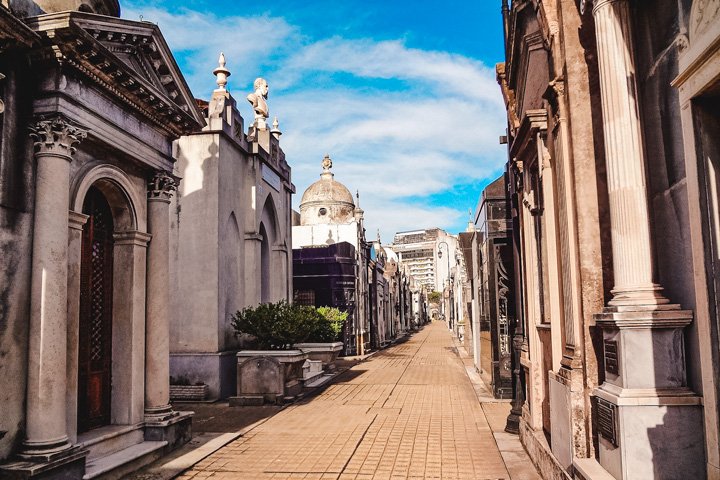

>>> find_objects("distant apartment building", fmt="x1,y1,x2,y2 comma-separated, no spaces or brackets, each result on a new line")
390,228,459,294
390,229,440,290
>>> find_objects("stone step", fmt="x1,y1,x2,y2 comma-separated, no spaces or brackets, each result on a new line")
82,440,167,480
77,424,144,462
304,373,334,389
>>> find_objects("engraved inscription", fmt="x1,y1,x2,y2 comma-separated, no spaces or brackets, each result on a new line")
604,339,619,375
597,398,618,447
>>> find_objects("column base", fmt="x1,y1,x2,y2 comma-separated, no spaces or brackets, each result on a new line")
144,410,193,453
144,404,177,423
594,303,703,479
17,437,72,462
594,385,704,480
0,446,87,479
608,284,670,307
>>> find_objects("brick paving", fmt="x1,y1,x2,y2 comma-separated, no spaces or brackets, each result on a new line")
177,322,539,480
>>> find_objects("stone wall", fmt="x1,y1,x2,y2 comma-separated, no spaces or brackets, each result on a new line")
0,63,33,461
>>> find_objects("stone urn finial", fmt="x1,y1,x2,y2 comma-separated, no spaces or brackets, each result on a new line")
213,52,231,91
271,116,282,138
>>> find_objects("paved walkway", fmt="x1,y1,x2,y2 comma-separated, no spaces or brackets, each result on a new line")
176,322,541,480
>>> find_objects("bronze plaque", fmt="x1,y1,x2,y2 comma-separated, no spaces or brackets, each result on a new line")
597,398,618,447
604,340,619,375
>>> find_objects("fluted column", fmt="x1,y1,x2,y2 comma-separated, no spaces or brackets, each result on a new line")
145,172,176,421
591,2,703,477
24,116,86,457
592,0,667,306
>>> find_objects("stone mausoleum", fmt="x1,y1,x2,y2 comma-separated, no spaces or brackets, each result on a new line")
292,157,370,355
169,57,294,401
0,0,205,478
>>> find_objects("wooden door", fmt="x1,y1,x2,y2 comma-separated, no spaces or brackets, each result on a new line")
78,186,114,433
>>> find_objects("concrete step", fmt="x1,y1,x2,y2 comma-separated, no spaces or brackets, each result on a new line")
77,424,144,461
82,440,167,480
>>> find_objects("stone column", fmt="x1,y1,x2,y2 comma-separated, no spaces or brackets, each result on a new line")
593,0,667,307
591,1,704,478
145,172,176,421
24,116,86,457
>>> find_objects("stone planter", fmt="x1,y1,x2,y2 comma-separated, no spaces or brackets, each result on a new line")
230,350,308,406
294,342,343,370
170,383,209,402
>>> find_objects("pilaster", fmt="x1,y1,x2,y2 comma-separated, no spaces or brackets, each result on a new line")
66,210,89,445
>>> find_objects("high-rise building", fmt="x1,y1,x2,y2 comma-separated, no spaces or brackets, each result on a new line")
390,228,459,293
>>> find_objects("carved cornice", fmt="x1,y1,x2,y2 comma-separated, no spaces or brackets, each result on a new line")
25,12,204,137
509,109,547,160
147,171,176,200
0,6,40,52
29,115,87,158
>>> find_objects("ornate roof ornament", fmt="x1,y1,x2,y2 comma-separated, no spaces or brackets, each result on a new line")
213,52,230,91
322,154,333,173
271,116,282,137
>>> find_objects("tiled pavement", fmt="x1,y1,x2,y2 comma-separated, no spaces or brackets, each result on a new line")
176,322,541,480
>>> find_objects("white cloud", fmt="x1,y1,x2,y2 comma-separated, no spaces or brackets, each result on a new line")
122,4,297,94
122,3,507,236
280,37,501,104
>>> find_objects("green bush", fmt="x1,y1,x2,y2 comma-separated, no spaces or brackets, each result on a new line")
315,307,348,342
231,301,345,349
428,291,442,304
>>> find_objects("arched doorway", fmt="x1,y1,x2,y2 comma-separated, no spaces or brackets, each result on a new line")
78,186,114,432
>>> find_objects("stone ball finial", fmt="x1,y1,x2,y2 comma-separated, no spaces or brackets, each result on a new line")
213,52,231,91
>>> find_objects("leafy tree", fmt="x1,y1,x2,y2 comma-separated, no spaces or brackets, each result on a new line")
428,291,442,304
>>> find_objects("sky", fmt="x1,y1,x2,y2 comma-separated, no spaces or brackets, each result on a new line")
122,1,508,239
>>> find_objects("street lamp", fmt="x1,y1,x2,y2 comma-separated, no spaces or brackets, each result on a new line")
437,241,452,329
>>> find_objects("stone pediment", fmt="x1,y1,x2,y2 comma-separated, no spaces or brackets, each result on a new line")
26,12,204,136
0,6,39,52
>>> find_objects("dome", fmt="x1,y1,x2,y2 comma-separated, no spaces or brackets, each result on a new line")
299,155,356,226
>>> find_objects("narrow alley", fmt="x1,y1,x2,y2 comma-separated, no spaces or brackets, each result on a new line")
175,322,540,479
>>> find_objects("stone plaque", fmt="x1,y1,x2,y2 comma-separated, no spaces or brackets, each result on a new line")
604,339,619,375
261,164,282,191
597,398,618,447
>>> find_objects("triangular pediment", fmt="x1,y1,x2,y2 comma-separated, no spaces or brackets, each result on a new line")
27,12,205,135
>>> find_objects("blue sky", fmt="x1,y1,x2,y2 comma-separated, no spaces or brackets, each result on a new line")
123,1,507,238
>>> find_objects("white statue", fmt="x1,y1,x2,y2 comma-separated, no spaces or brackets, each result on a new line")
247,77,269,128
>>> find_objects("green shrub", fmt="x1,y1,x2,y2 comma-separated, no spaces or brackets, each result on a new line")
231,301,344,349
315,307,348,342
428,291,442,304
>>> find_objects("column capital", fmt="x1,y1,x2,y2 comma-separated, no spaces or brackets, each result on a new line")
29,115,87,159
148,171,176,202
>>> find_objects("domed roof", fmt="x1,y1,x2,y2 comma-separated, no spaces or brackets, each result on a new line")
300,155,355,207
